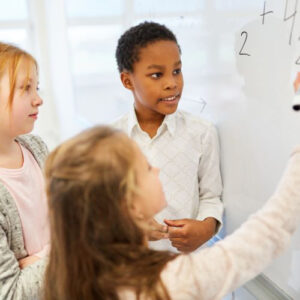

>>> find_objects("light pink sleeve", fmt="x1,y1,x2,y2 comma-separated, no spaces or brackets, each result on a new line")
161,147,300,300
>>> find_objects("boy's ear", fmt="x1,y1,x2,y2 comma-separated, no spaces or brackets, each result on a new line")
120,71,134,90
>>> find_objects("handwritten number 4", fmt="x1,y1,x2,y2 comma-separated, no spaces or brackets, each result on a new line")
283,0,298,45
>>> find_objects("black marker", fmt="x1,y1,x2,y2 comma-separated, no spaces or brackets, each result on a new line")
292,89,300,111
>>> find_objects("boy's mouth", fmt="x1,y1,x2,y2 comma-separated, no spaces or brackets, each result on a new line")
159,93,180,102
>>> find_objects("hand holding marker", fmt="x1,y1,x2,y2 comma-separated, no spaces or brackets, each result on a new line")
292,72,300,111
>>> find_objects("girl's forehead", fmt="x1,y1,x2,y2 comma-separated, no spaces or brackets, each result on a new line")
16,60,38,80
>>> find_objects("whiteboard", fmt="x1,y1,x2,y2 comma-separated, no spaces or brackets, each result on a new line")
68,1,300,297
167,0,300,298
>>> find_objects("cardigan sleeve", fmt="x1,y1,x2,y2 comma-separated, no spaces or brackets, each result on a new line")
0,219,47,300
162,148,300,300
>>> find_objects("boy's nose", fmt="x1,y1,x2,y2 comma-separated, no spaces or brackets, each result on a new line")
164,77,177,90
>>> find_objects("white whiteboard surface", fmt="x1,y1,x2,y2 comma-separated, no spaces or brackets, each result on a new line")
174,1,300,298
68,1,300,297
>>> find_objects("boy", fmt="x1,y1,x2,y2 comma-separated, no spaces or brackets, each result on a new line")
114,21,223,252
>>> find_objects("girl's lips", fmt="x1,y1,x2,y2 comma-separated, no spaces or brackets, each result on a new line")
29,113,38,120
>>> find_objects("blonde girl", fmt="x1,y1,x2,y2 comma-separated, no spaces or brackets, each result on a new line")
44,93,300,300
0,42,49,300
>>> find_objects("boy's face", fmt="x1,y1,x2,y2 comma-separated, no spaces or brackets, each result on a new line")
121,40,183,118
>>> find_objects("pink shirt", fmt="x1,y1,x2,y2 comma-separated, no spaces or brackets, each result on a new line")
0,144,49,257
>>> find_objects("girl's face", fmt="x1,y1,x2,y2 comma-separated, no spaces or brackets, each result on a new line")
0,59,43,137
132,143,167,220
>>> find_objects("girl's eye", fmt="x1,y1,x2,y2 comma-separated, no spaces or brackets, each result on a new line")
25,84,31,91
173,68,181,75
150,72,162,79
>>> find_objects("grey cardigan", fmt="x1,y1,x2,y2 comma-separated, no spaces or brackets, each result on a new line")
0,135,48,300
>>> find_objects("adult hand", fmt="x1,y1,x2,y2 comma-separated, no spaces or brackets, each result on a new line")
294,72,300,92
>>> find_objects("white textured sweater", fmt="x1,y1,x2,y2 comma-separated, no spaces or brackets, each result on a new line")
121,147,300,299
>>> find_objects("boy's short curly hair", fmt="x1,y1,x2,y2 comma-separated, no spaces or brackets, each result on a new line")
115,21,180,73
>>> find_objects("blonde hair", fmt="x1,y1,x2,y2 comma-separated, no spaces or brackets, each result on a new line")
44,126,177,300
0,42,37,111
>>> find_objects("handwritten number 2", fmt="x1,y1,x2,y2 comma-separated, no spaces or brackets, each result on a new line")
239,31,251,56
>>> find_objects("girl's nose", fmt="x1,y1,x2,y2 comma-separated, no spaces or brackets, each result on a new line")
33,94,43,106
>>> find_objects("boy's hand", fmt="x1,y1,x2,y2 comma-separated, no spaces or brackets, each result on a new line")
18,255,40,269
164,217,217,253
294,72,300,92
146,218,169,241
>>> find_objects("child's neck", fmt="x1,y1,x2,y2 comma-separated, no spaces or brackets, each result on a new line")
135,108,165,138
0,134,23,169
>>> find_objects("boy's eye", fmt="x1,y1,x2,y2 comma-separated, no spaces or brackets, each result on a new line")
173,68,181,75
150,72,162,79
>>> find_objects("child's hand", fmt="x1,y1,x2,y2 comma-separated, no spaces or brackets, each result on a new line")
146,218,169,241
18,255,40,269
164,217,217,252
294,72,300,92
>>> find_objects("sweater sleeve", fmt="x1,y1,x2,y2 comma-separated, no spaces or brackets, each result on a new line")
0,222,47,300
162,147,300,300
196,124,224,229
